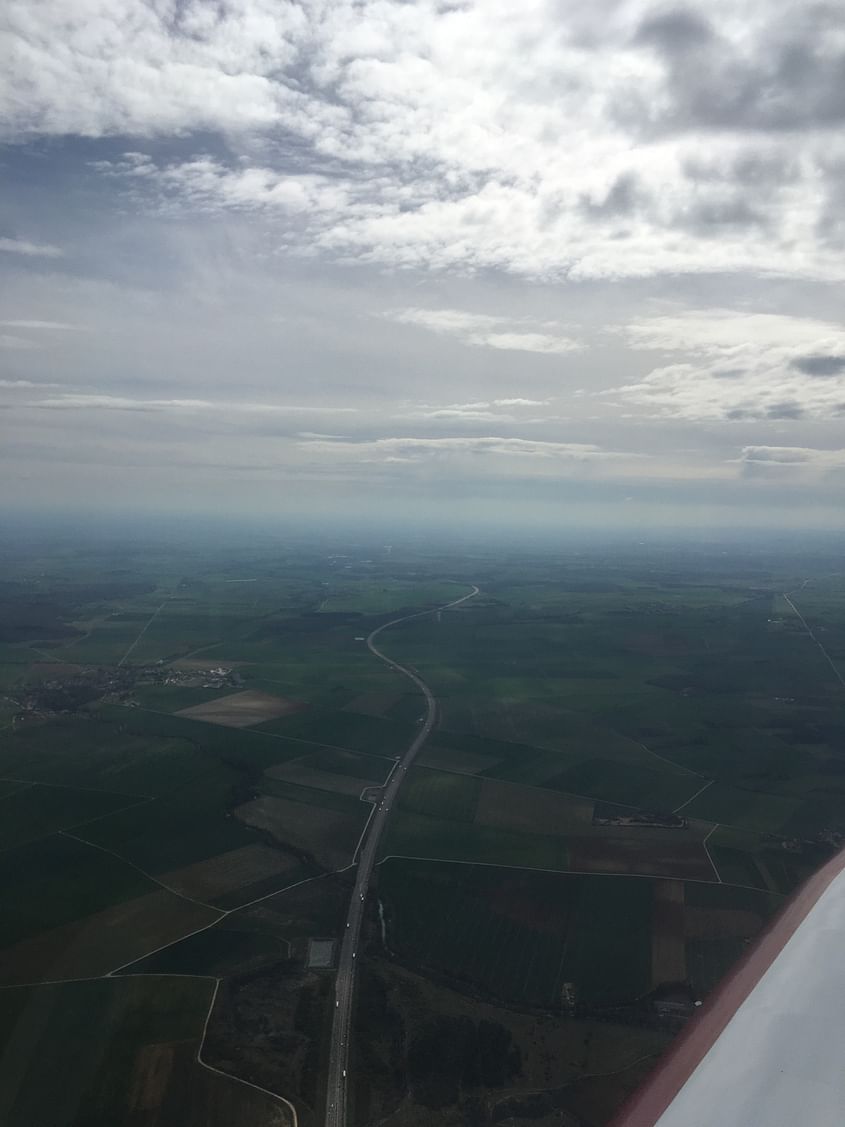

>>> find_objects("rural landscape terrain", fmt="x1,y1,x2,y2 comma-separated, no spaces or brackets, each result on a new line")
1,523,844,1127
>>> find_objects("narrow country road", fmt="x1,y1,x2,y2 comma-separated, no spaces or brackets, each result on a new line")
783,592,845,690
324,584,480,1127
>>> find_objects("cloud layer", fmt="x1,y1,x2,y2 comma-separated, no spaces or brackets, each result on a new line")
5,1,845,281
611,310,845,420
2,1,845,527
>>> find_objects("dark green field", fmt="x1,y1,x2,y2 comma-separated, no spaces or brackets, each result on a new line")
379,859,653,1008
0,977,291,1127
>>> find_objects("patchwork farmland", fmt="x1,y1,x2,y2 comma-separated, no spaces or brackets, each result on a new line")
1,534,843,1127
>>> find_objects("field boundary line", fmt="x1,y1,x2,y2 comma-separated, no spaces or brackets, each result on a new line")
0,974,108,990
117,594,172,667
0,776,156,800
0,971,225,991
58,830,224,912
702,825,723,883
108,864,354,975
673,778,715,814
376,853,773,896
269,747,396,773
0,782,35,802
107,914,228,976
197,977,299,1127
783,593,845,690
232,863,354,914
0,796,156,858
635,740,706,780
387,761,795,845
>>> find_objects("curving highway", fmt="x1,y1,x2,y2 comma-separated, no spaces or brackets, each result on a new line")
324,584,480,1127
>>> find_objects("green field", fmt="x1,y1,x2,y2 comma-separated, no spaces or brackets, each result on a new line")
0,783,141,850
121,924,288,977
381,808,572,869
0,834,155,948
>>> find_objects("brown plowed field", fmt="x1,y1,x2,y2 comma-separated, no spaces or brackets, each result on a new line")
0,891,217,984
266,761,386,797
684,907,765,939
417,745,500,774
569,837,714,880
651,879,686,985
175,690,304,727
475,778,593,836
160,844,300,901
128,1041,178,1112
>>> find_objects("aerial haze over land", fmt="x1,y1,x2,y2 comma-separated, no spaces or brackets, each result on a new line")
2,0,845,528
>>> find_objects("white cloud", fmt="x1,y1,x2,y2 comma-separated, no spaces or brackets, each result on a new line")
736,445,845,480
383,307,583,353
608,310,845,421
419,409,509,422
298,433,635,464
401,398,554,422
0,378,63,388
0,237,63,257
26,393,357,414
0,320,81,330
6,2,842,281
493,398,548,407
480,332,582,354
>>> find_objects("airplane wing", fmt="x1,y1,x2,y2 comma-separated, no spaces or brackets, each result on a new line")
611,847,845,1127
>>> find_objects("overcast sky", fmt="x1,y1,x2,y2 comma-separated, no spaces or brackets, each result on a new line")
2,0,845,531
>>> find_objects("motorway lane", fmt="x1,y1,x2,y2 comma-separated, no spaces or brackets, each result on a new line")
324,585,479,1127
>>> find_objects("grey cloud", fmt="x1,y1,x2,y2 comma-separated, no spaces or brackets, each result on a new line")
791,354,845,376
673,196,767,235
765,402,805,420
634,9,715,54
632,7,845,133
580,172,645,219
682,151,800,187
